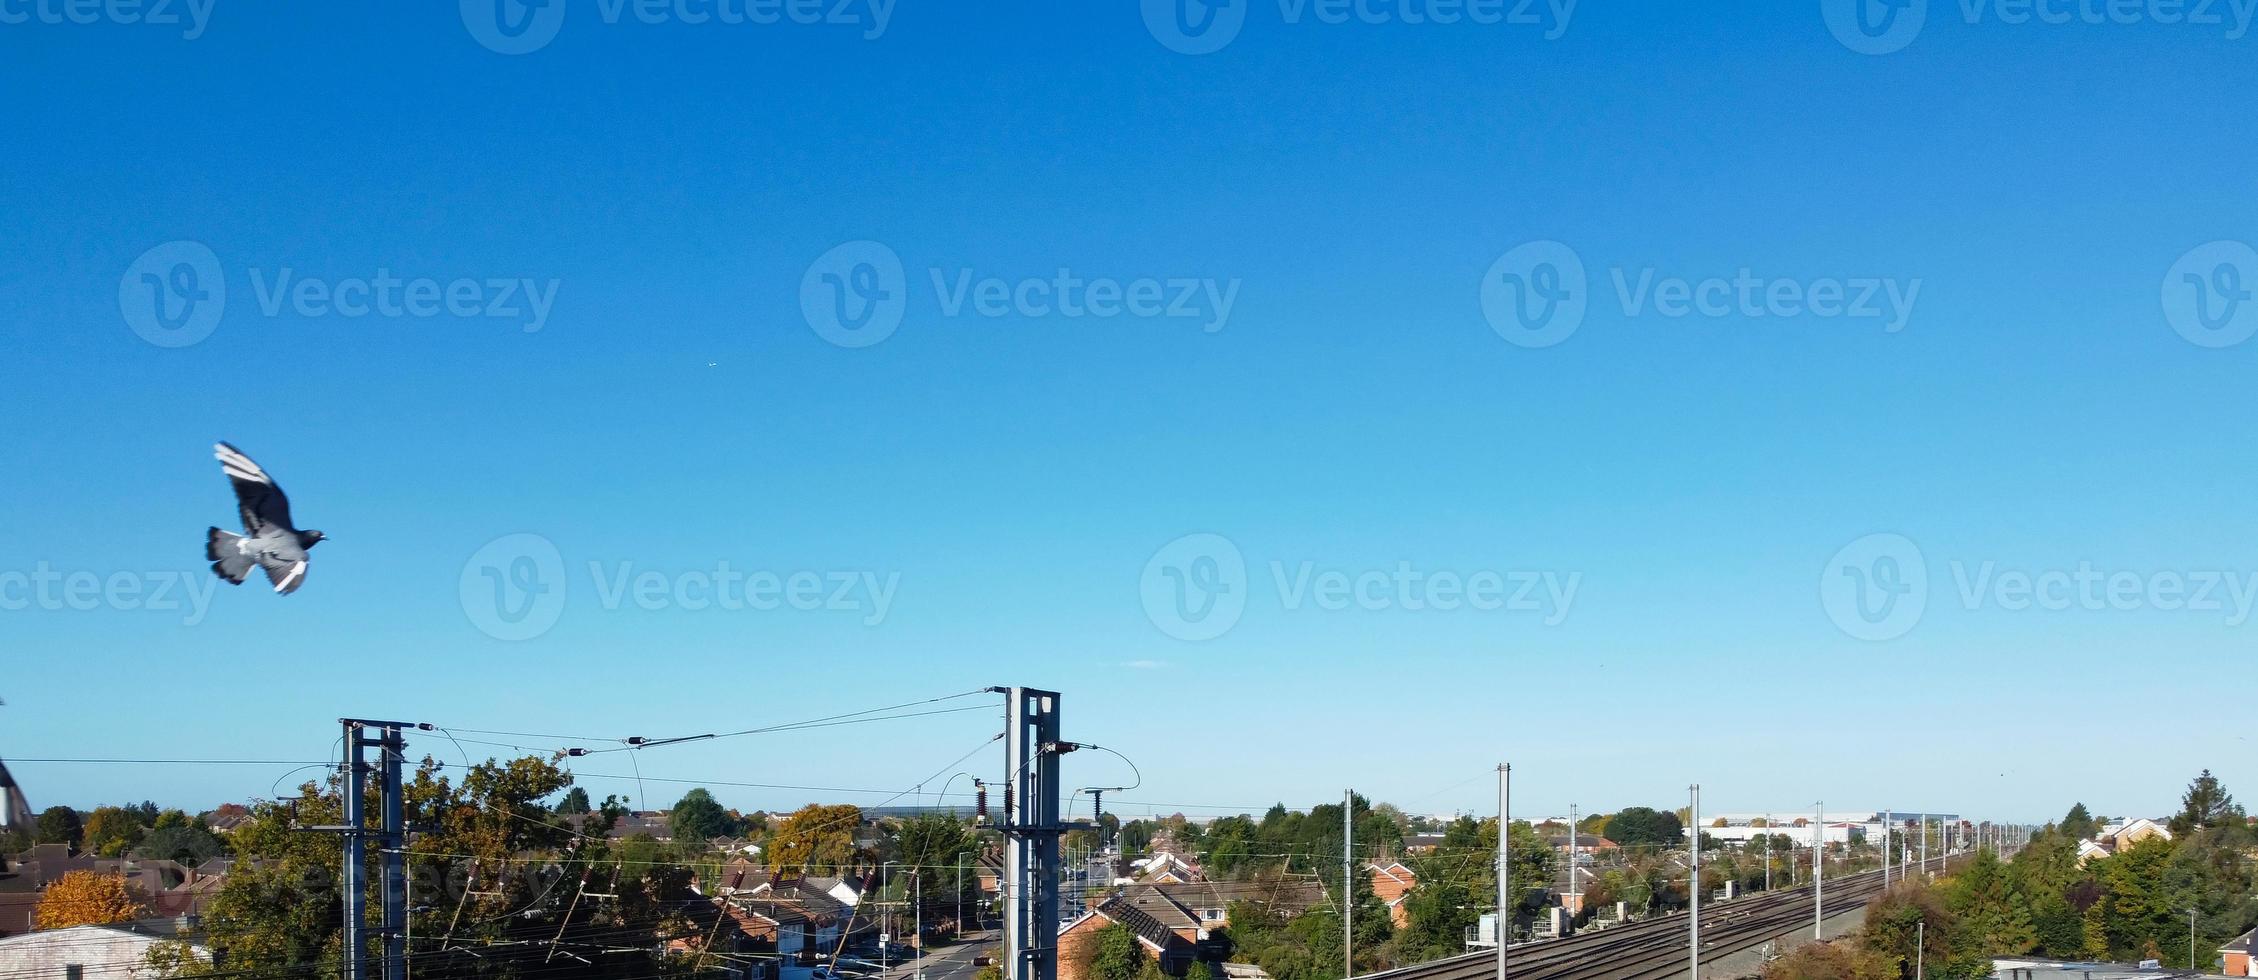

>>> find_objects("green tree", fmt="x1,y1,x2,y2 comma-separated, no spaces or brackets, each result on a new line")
1862,880,1964,979
1119,820,1154,855
1081,922,1148,980
2059,803,2097,841
2096,837,2183,961
1603,807,1683,850
35,806,82,849
83,806,148,858
767,803,864,874
558,786,592,815
1393,877,1474,962
668,788,735,842
1943,849,2037,959
140,823,226,866
1762,940,1893,980
2171,770,2242,836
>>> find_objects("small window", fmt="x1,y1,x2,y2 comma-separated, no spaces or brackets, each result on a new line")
67,966,85,980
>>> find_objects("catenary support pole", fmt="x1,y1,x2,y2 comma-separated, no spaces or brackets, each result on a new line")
380,725,406,980
1688,784,1700,980
342,722,367,980
1000,688,1064,980
1345,787,1354,980
1814,800,1824,941
1567,803,1578,925
1496,764,1510,980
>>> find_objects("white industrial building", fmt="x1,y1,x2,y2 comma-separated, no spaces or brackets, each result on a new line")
0,925,207,980
1691,811,1963,848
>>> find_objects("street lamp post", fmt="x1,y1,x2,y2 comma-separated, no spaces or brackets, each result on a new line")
882,861,898,977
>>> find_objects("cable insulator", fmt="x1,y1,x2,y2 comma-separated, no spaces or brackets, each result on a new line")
975,782,989,821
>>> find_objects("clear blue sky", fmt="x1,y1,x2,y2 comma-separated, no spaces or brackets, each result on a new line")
3,2,2254,828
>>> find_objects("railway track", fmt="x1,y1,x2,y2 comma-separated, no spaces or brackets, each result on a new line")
1365,861,1957,980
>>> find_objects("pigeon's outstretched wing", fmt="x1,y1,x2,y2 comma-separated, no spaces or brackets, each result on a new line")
214,442,297,534
258,552,309,595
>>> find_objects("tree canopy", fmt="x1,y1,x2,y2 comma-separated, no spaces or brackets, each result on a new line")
36,870,143,929
668,787,735,841
1604,807,1684,849
2172,770,2242,835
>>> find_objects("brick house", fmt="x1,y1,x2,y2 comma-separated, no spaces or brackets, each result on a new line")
2222,929,2257,977
1367,862,1417,928
1059,898,1201,980
1117,878,1327,933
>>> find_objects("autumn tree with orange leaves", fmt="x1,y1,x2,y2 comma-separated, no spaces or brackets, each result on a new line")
35,870,143,929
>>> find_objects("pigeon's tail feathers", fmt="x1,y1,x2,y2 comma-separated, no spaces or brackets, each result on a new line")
207,527,253,585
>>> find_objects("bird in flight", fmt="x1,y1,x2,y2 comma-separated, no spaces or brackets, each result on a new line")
205,442,326,595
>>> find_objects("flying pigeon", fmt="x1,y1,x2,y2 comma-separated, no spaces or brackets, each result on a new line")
205,442,325,595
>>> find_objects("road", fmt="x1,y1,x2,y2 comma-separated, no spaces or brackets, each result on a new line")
858,931,996,980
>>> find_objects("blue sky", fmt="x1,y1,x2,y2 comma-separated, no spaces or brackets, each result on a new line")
2,1,2255,828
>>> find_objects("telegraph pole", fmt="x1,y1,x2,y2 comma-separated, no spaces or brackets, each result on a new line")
1344,787,1354,980
1688,785,1700,980
1496,764,1510,980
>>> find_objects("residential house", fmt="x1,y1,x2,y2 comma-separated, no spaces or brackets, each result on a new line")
1058,898,1201,980
1554,865,1599,916
0,924,207,980
2075,840,2114,867
1113,877,1327,941
1401,833,1447,855
1133,852,1202,884
727,876,870,980
200,807,253,836
2076,818,2174,867
671,895,781,980
560,810,674,841
1548,834,1615,856
2099,819,2172,850
2221,928,2258,977
1367,862,1416,928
